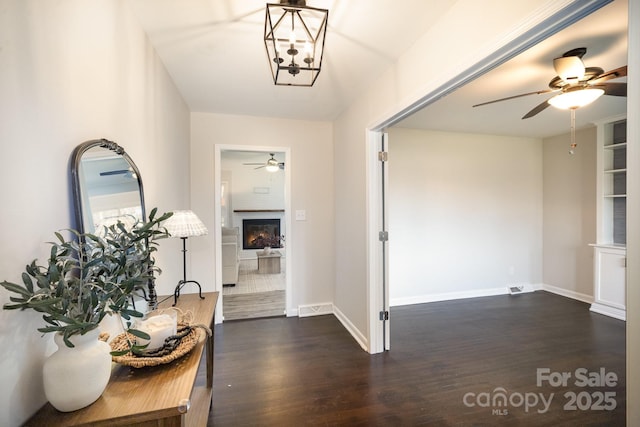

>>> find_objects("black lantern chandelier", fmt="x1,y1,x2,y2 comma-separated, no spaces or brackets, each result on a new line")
264,0,328,86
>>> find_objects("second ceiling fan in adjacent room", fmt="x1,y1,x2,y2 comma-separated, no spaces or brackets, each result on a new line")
473,47,627,119
243,153,285,172
473,47,627,153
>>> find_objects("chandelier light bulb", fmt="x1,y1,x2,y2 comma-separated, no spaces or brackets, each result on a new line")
303,41,313,63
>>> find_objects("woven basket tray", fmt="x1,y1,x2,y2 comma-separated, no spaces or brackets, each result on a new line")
110,322,202,368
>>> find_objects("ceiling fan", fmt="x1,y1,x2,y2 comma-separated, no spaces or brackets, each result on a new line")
243,153,284,172
473,47,627,119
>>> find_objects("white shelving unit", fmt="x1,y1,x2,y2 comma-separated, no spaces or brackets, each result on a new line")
591,115,626,320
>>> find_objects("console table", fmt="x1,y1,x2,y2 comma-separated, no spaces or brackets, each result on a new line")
26,292,218,427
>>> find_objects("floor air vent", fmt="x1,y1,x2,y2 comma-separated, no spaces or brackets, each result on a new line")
508,285,525,295
298,303,333,317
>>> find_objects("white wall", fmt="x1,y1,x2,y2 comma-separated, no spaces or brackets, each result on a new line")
333,102,371,335
385,126,598,306
542,127,597,300
0,1,190,425
190,113,334,313
387,128,543,304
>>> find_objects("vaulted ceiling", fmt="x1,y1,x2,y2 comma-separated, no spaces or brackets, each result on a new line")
128,0,457,121
128,0,628,138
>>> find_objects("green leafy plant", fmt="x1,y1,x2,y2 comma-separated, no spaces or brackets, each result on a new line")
0,208,173,350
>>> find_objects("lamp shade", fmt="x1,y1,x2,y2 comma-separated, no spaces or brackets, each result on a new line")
553,56,585,83
164,210,208,238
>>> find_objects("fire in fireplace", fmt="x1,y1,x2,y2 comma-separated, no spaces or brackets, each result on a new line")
242,219,282,250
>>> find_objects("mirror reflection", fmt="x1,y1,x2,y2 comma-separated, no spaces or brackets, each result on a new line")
71,139,145,234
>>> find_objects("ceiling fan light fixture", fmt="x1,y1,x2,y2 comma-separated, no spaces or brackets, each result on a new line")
264,0,328,86
265,159,280,172
548,87,604,110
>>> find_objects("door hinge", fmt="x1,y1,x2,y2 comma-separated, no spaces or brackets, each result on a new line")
378,231,389,242
378,151,388,162
379,310,389,321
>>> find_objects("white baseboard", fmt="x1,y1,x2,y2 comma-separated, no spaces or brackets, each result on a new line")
290,283,601,355
333,305,368,352
390,287,510,307
542,284,626,321
589,303,626,321
541,283,594,304
508,283,541,294
287,302,368,352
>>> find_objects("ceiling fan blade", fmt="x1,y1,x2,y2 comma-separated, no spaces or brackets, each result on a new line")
243,163,264,165
100,169,129,176
522,99,553,119
473,89,556,108
254,165,266,170
589,65,627,84
593,82,627,97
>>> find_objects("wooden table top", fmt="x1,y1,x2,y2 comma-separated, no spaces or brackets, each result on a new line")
26,292,218,427
257,250,282,258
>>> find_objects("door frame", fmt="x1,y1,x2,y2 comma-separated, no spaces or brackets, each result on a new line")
214,144,292,322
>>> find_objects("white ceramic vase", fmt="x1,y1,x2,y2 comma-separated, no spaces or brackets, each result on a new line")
43,328,112,412
263,246,271,254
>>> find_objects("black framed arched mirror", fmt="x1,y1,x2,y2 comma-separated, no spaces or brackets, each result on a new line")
70,139,157,308
70,139,146,235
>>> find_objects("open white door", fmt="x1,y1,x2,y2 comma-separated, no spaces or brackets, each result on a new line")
367,130,390,353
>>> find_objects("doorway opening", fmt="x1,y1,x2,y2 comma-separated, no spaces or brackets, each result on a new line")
366,0,620,353
217,148,290,321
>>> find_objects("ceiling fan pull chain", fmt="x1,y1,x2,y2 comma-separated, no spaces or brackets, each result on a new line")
569,108,577,155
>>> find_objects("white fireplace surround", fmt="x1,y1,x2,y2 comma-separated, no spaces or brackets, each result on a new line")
232,210,285,259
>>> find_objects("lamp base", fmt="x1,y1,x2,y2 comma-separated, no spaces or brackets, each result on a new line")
172,280,205,306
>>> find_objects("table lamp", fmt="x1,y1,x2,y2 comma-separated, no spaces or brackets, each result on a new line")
164,210,208,306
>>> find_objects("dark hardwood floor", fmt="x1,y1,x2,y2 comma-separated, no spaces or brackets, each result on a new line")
209,291,625,426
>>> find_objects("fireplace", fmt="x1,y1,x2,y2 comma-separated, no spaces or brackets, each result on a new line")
242,219,282,250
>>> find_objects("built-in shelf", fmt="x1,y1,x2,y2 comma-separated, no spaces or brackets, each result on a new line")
604,168,627,173
597,116,627,246
604,142,627,150
592,116,626,320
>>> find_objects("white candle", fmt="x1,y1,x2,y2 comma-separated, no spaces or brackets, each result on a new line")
136,313,177,351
